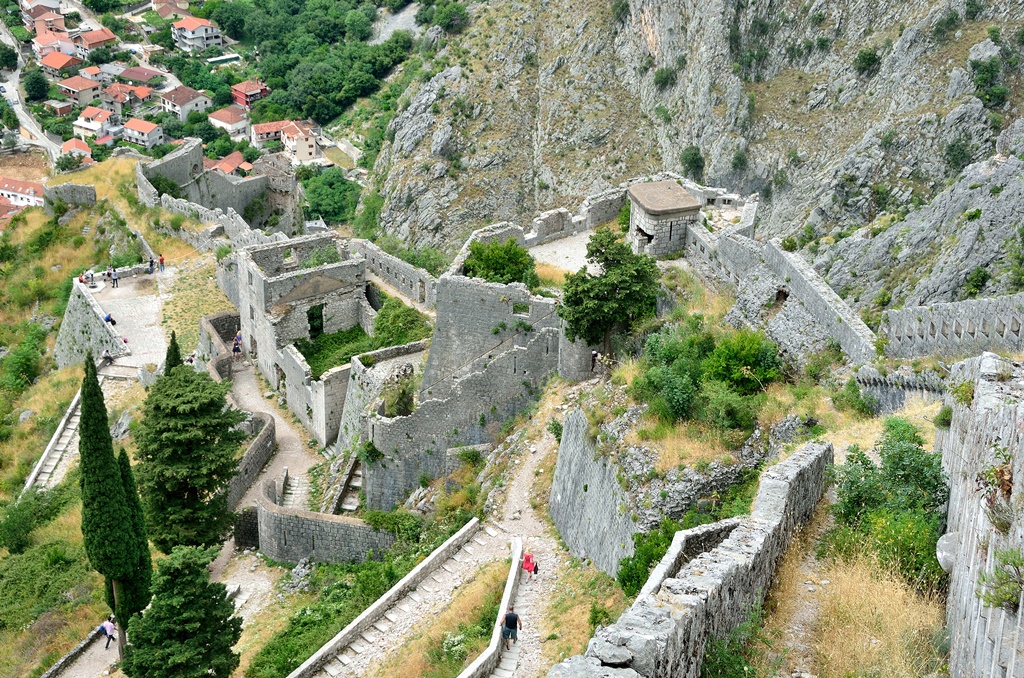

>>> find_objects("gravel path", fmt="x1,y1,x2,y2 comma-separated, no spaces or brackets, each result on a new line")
528,229,596,274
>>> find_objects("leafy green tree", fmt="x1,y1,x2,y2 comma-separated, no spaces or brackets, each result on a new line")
680,145,704,179
345,9,372,40
434,1,468,32
79,357,149,655
123,546,242,678
701,329,781,395
56,154,83,172
303,167,361,224
559,228,660,352
0,44,17,70
164,330,181,372
135,368,245,553
853,49,880,75
24,70,49,101
212,1,251,39
463,238,540,289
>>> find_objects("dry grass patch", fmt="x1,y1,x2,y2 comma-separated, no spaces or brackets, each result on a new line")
610,357,641,389
541,558,628,666
535,262,567,288
367,560,507,678
627,419,733,474
161,257,234,353
814,555,946,677
0,150,49,182
823,397,940,463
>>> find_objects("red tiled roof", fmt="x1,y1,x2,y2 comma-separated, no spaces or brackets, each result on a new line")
252,120,293,135
62,138,91,154
0,176,44,196
214,150,244,173
59,75,100,92
208,105,246,124
95,134,114,145
77,27,117,47
33,30,71,46
40,52,81,70
173,16,213,31
78,105,111,122
119,66,164,83
231,80,266,95
80,65,102,76
124,118,159,134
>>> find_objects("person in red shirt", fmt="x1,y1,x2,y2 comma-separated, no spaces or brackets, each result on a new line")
522,550,537,582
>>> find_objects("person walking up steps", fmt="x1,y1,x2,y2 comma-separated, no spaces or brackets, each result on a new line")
501,605,522,651
100,617,117,649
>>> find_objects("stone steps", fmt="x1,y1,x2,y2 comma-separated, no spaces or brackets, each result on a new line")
309,525,500,677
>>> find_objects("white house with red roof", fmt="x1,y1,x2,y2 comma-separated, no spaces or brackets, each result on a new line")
40,51,82,77
62,138,92,158
31,29,74,59
280,120,321,163
172,17,222,53
0,177,45,206
160,85,211,121
123,118,164,149
74,27,118,59
73,106,114,138
208,105,249,138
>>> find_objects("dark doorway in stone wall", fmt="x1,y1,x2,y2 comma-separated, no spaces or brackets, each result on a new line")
775,288,789,304
307,303,325,339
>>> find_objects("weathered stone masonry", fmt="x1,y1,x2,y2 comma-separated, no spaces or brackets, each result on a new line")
549,441,833,678
882,291,1024,359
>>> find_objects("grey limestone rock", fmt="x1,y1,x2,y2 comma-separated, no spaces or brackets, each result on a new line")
547,657,642,678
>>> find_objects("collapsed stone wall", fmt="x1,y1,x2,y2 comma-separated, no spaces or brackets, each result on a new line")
350,239,438,308
53,282,131,368
880,291,1024,359
278,344,353,447
255,476,395,564
548,441,833,678
938,353,1024,678
43,183,96,214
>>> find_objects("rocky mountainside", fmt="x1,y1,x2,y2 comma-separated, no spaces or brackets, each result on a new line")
357,0,1024,262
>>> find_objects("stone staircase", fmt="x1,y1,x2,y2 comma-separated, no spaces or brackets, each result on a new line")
33,402,81,490
339,462,363,512
312,524,505,677
488,572,539,678
280,473,309,509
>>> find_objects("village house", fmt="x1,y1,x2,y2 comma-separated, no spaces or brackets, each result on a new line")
100,83,153,117
122,118,164,149
57,75,102,105
230,80,269,109
119,66,165,85
32,11,65,35
72,106,115,138
172,17,222,53
74,27,118,60
31,30,74,59
280,120,321,163
207,105,249,139
61,138,92,158
160,85,211,121
0,177,45,206
44,100,74,116
21,0,59,29
40,51,82,78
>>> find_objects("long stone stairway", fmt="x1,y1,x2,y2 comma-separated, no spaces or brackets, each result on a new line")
313,523,506,677
338,462,363,512
32,400,81,489
488,572,539,678
280,473,309,509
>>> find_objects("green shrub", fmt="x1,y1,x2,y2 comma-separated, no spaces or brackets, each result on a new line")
780,236,797,252
588,602,613,630
215,244,232,261
965,0,984,20
701,604,776,677
853,49,880,75
463,238,540,289
372,297,432,348
933,405,953,428
933,9,961,40
149,173,183,199
945,138,973,171
547,418,563,442
652,67,677,90
301,245,341,268
731,149,748,172
962,266,989,298
951,380,975,406
611,0,628,21
702,329,781,396
832,378,877,416
978,548,1024,612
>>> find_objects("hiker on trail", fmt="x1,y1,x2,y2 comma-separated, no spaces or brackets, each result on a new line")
501,605,522,650
111,268,119,288
158,254,165,272
100,348,113,366
522,549,537,582
591,350,598,371
100,617,116,650
104,313,116,326
148,257,155,274
233,334,242,360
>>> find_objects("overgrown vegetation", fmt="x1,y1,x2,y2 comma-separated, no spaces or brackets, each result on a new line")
462,238,540,290
296,296,432,378
617,469,761,596
820,418,948,592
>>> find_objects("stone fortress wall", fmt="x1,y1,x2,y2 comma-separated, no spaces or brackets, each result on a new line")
548,441,833,678
54,280,137,368
936,353,1024,678
881,291,1024,359
350,239,439,308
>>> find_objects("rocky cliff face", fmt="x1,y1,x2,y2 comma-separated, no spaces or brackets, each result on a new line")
357,0,1024,256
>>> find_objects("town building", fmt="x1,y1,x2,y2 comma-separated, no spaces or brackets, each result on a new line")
160,85,211,121
74,27,118,60
100,83,153,117
230,80,269,109
72,106,114,138
280,120,321,163
123,118,164,148
39,51,82,77
57,75,102,105
44,100,74,116
207,105,249,139
0,177,45,206
172,17,222,53
625,180,703,258
31,30,74,59
61,137,92,157
118,65,165,85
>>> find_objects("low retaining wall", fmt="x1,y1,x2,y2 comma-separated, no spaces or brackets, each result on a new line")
854,366,945,414
762,240,876,364
20,386,82,496
548,441,833,677
39,625,104,678
255,479,396,563
227,413,276,510
286,518,481,678
881,291,1024,359
457,536,524,678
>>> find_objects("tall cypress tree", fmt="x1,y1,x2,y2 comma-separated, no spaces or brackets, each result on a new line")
123,546,242,678
164,330,182,372
117,448,152,622
136,367,245,553
78,356,136,656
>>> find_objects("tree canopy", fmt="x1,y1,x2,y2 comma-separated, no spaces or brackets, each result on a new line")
462,238,540,289
24,71,49,102
123,546,242,678
302,167,361,224
164,330,181,372
135,368,245,553
558,229,660,350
